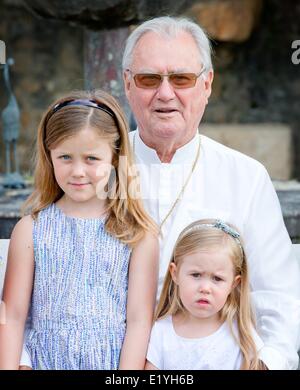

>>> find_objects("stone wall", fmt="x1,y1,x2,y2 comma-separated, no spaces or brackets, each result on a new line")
0,0,299,177
192,0,300,126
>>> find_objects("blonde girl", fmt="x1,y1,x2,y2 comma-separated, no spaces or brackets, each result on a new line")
145,219,266,370
0,90,158,370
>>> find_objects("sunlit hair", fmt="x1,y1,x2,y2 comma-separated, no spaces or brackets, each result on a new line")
122,16,213,75
23,89,157,246
155,219,262,370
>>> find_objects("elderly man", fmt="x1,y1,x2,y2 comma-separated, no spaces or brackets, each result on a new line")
122,17,300,370
20,16,299,370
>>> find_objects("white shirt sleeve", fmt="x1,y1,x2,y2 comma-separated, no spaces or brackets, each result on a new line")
20,325,32,368
146,321,163,369
20,344,32,367
244,166,300,370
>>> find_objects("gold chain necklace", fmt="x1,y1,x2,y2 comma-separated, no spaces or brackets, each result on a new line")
133,132,201,231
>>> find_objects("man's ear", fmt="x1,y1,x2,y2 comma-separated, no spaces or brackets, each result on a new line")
204,69,214,101
169,262,178,284
123,70,131,99
232,275,241,289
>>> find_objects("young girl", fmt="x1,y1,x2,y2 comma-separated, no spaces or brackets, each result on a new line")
0,90,159,370
145,219,266,370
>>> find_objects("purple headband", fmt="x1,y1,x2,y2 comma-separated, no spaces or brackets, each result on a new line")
43,98,118,145
49,98,115,119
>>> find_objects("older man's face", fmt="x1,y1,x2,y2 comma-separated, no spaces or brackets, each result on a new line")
124,31,213,146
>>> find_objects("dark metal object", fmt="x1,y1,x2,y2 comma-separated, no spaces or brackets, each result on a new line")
1,58,25,189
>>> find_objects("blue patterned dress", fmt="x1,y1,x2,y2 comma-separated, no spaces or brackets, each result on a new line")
25,203,131,370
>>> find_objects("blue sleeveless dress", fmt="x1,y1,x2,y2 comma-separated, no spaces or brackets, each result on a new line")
25,203,131,370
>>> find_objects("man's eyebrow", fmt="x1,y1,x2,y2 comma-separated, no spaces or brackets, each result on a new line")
132,68,191,73
133,68,157,73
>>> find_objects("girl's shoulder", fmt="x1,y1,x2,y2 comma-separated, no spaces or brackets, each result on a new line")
133,231,159,253
10,214,34,252
11,215,33,238
16,204,56,236
130,231,159,269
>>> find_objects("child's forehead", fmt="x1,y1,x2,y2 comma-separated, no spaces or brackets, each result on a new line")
54,127,110,147
75,126,104,137
180,248,234,271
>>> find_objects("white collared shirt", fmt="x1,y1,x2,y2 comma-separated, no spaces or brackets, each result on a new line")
131,129,300,370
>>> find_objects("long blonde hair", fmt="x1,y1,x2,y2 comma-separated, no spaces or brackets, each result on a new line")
23,89,157,246
156,219,262,370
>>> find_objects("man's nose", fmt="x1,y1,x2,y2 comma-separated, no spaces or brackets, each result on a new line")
156,76,176,101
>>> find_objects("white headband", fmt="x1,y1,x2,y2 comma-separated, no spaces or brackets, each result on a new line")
183,220,244,256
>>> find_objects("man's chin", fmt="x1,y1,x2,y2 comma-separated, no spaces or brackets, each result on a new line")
151,126,183,139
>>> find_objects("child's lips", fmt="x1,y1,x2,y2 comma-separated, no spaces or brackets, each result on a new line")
197,299,210,305
69,182,90,187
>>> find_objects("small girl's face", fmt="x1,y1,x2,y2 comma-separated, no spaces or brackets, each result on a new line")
50,127,113,205
170,248,240,322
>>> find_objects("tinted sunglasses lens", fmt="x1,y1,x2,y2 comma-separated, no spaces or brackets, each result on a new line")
134,74,162,88
169,73,197,88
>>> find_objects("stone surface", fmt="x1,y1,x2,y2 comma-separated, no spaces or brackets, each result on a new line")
84,27,131,120
0,184,31,238
200,124,292,180
0,186,31,218
23,0,199,29
1,181,300,241
186,0,263,42
277,189,300,243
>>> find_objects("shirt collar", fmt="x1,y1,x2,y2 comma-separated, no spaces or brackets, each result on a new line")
134,129,200,165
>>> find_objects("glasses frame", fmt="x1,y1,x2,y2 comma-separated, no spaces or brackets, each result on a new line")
127,67,206,89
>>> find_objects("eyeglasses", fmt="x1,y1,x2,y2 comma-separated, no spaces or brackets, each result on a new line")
127,67,206,89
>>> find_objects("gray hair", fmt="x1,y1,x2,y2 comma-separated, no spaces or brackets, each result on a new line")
122,16,213,74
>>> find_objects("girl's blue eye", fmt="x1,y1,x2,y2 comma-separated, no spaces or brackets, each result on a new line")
191,273,201,278
87,156,98,161
60,155,71,160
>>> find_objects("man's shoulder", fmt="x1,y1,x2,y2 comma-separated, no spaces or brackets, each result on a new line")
201,134,266,173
